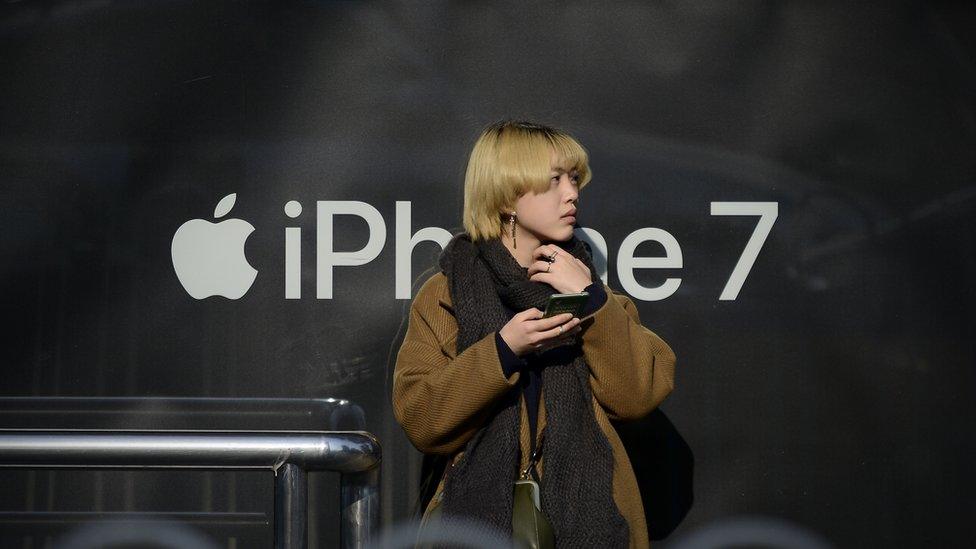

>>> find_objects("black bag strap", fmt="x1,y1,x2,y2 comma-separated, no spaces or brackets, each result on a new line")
519,426,546,481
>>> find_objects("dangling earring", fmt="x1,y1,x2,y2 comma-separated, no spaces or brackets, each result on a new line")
510,212,517,249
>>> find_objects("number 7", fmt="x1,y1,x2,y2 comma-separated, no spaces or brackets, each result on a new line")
710,202,778,301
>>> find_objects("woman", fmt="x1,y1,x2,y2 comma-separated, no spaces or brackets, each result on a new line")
392,120,676,548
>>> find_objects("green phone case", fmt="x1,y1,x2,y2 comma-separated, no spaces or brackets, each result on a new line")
542,292,589,318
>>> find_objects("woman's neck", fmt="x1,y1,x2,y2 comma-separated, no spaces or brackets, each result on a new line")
500,230,541,268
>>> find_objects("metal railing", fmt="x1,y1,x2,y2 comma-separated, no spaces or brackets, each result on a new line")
0,430,381,549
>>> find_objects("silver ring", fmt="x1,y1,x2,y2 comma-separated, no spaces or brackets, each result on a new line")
545,262,551,273
558,325,563,335
548,252,558,262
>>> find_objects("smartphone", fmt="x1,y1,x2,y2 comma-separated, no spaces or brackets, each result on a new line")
542,292,589,319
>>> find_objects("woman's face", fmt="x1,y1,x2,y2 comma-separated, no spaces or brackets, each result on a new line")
511,151,580,243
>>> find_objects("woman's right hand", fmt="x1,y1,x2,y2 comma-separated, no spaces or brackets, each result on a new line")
498,309,582,356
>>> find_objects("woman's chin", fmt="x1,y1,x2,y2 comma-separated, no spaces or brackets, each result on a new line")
557,227,576,241
537,227,575,244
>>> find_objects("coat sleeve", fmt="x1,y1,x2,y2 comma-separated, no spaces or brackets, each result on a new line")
392,281,522,455
579,285,676,421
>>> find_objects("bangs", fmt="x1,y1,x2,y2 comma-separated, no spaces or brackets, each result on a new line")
500,129,592,196
549,133,592,191
495,130,553,198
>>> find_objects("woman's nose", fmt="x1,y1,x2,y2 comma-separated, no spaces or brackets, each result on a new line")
562,176,579,200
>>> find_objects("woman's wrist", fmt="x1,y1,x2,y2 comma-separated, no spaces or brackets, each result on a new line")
495,331,527,374
578,282,608,318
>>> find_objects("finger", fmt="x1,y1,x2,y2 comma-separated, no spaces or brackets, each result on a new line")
564,318,583,333
526,260,555,277
534,318,579,341
538,312,574,328
560,325,584,340
543,327,581,344
528,272,552,285
517,307,544,320
551,318,582,332
527,312,573,331
534,245,561,262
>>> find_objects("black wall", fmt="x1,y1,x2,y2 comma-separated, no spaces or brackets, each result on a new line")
1,1,974,547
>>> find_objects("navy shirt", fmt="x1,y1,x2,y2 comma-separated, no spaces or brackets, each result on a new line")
493,281,608,447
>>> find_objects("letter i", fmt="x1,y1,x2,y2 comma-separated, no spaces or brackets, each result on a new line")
284,200,302,299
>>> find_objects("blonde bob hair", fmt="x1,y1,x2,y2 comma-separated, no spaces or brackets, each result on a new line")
462,120,592,242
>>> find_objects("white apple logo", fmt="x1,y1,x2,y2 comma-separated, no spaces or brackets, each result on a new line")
171,193,258,299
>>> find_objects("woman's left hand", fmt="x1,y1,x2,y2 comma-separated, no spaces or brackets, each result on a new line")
527,244,592,294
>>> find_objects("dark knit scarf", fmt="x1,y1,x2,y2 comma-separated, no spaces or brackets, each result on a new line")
434,233,629,547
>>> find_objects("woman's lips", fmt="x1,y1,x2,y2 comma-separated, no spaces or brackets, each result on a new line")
562,215,576,224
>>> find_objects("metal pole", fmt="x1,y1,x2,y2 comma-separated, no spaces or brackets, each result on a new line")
0,431,382,546
275,463,307,549
0,431,379,473
340,467,380,549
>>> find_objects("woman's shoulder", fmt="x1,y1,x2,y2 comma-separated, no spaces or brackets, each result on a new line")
413,271,453,312
605,284,632,303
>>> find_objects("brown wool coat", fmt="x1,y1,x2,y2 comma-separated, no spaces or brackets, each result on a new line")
392,272,676,548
